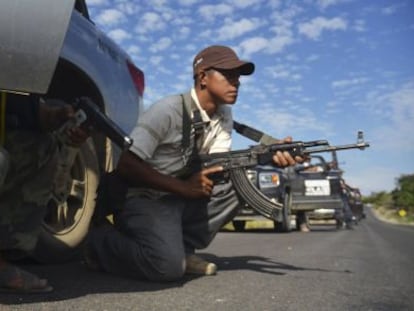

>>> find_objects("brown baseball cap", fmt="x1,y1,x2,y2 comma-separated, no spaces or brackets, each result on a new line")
193,45,255,76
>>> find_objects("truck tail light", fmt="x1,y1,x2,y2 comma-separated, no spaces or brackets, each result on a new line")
127,60,145,96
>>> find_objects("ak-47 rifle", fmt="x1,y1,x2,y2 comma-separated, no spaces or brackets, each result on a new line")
199,128,370,221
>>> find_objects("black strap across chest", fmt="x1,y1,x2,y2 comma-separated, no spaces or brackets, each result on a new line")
180,93,206,151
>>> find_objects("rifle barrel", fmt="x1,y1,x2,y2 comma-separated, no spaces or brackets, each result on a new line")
305,142,370,154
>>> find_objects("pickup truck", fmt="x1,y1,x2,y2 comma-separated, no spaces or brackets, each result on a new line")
0,0,144,263
287,154,344,212
232,152,345,232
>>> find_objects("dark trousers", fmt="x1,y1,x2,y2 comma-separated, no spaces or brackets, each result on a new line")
89,182,240,281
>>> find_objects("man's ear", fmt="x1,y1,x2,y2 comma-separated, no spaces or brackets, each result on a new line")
199,70,208,87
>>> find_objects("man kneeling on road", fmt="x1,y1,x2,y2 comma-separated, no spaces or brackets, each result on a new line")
86,45,302,281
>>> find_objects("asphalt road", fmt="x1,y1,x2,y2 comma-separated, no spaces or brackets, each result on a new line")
1,207,413,311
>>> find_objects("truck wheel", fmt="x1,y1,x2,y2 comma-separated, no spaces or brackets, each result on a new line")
232,220,246,232
274,192,291,233
31,138,99,263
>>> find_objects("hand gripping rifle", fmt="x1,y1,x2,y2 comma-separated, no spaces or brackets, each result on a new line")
200,125,370,221
58,96,133,150
73,96,133,150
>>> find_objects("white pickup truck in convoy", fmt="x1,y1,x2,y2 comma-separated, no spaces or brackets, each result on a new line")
0,0,144,263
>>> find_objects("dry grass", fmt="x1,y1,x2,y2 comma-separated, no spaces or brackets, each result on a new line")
372,207,414,226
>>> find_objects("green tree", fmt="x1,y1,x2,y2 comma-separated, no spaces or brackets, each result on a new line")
364,191,393,208
392,174,414,213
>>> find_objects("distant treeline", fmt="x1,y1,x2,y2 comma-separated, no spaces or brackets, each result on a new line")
363,174,414,215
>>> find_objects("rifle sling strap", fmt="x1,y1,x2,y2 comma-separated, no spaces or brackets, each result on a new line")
180,93,205,150
232,120,280,145
174,93,206,179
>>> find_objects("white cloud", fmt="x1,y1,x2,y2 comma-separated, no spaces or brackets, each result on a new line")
267,35,295,53
238,33,294,57
178,0,200,5
177,26,191,40
149,37,172,52
270,69,291,80
285,85,303,95
332,77,369,89
87,0,109,6
116,2,141,15
239,37,269,56
387,81,414,141
270,21,294,37
298,17,347,40
254,105,331,136
127,45,141,56
198,4,233,20
381,4,404,16
149,56,163,66
316,0,345,10
306,54,320,62
266,64,302,81
361,81,414,153
108,29,131,43
217,18,262,41
225,0,259,9
148,0,168,8
267,0,282,9
269,5,302,37
95,9,125,26
135,12,166,34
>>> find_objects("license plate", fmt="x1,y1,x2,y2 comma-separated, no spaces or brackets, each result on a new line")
305,180,331,196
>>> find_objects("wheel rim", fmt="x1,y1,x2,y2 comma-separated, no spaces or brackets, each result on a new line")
43,146,88,235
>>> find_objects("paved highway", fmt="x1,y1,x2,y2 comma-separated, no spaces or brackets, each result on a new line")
1,207,413,311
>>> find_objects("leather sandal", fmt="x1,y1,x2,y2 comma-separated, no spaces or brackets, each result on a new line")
0,264,53,294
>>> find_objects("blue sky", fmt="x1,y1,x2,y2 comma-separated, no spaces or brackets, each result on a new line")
87,0,414,195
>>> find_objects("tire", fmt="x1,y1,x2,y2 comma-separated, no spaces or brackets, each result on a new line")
31,138,99,263
274,192,291,233
232,220,246,232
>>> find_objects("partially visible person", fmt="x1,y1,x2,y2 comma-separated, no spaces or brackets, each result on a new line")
297,211,310,232
86,45,302,282
346,185,364,223
334,179,354,230
0,92,88,293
